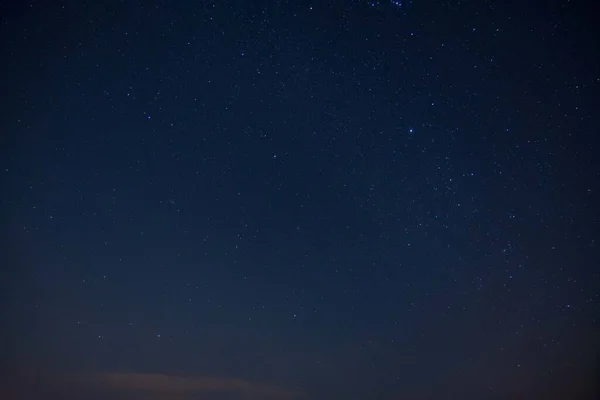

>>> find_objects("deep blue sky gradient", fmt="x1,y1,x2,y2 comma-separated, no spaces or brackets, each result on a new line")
2,1,599,399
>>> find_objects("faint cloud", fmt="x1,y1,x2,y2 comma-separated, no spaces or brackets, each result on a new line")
75,371,298,399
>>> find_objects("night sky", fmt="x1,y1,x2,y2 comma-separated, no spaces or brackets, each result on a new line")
2,1,599,399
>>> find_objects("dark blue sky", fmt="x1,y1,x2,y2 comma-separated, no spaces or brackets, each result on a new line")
2,0,599,399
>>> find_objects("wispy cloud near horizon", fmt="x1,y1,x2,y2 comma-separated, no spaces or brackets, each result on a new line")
3,369,299,400
75,371,299,399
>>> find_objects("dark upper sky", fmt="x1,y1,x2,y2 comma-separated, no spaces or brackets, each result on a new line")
1,0,599,399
